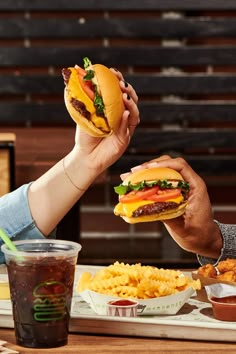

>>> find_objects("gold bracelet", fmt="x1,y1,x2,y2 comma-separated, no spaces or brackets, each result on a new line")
62,158,87,193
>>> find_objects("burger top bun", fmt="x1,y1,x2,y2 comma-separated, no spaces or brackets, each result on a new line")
122,167,184,187
64,63,124,138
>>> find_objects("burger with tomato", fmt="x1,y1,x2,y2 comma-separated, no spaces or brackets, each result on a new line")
62,57,124,137
114,167,190,224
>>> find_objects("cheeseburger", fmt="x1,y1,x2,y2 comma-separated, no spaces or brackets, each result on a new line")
62,57,124,137
114,167,189,224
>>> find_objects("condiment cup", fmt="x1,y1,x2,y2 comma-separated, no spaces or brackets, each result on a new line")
210,296,236,321
107,299,139,317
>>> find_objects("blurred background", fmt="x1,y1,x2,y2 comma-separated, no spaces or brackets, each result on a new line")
1,1,236,268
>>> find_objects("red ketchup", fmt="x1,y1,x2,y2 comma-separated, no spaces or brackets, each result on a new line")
211,296,236,304
110,299,137,306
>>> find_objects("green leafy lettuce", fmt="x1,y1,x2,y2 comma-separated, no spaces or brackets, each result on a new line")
82,57,105,115
114,179,190,196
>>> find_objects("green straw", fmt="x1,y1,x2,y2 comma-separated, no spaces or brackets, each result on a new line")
0,227,18,252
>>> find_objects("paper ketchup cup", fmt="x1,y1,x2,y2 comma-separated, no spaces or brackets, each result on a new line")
107,299,138,317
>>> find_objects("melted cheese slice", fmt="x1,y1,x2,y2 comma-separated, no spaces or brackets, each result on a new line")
114,195,184,218
68,69,96,114
68,69,109,132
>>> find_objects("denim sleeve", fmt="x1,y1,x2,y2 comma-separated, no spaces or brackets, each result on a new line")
197,220,236,266
0,183,55,264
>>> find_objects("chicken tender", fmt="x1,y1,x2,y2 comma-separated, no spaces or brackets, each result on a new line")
217,258,236,273
217,270,236,282
197,258,236,284
197,264,217,278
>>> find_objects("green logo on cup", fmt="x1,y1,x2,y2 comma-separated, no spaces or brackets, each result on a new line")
33,281,67,321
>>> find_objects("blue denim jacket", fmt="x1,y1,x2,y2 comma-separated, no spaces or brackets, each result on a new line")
0,184,47,263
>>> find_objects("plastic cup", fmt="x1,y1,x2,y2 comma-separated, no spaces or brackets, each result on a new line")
1,239,81,348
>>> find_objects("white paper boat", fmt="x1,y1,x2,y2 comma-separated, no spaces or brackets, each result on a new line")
79,287,195,316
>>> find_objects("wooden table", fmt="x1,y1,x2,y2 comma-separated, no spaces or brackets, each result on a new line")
1,328,236,354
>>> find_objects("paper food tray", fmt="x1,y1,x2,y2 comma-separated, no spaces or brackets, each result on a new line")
192,270,236,287
78,287,195,315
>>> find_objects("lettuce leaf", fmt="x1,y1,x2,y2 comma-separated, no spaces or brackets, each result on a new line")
114,179,189,196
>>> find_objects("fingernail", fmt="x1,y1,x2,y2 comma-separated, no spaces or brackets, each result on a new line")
113,68,119,72
120,172,131,180
126,94,130,100
131,166,144,172
124,81,129,88
147,162,159,168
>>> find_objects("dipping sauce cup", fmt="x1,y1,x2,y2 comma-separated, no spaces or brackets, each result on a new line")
1,239,81,348
210,295,236,321
107,299,139,317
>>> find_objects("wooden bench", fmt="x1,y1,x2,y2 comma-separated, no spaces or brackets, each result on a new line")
1,1,236,265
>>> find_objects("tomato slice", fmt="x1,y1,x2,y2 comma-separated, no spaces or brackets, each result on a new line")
77,68,95,101
119,186,159,203
147,188,181,202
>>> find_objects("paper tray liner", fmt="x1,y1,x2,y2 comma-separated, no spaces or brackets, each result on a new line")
192,270,236,287
192,271,236,303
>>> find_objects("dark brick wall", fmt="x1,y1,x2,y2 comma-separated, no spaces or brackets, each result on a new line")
1,3,236,267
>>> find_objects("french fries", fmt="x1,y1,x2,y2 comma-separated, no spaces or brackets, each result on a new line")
77,261,201,299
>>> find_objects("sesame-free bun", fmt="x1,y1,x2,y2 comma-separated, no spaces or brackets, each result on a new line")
123,167,184,186
64,63,124,137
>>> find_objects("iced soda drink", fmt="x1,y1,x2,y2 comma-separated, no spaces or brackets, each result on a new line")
1,239,81,348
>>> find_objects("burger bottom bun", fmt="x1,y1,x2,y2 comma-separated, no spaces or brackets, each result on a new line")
120,202,187,224
64,89,110,138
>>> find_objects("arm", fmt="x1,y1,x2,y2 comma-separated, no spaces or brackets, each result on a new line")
1,70,139,238
198,221,236,265
0,183,49,264
121,155,225,262
28,73,139,236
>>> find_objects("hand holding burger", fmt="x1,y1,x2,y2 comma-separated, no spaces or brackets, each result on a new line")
62,57,125,137
116,156,223,261
114,167,190,224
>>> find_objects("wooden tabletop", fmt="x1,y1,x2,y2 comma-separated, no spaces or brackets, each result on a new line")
1,328,236,354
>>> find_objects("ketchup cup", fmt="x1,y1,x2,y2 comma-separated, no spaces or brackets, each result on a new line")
107,299,139,317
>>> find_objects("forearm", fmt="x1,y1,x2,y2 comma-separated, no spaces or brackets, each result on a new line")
28,148,98,235
193,219,223,259
198,221,236,265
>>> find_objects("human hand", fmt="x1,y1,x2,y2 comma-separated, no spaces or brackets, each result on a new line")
73,68,140,175
120,155,223,259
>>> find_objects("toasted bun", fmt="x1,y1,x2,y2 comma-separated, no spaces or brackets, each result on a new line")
123,167,184,186
64,63,124,137
120,202,188,224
